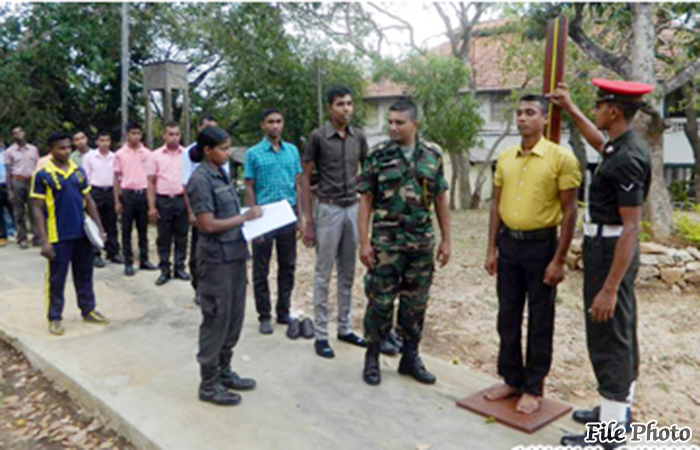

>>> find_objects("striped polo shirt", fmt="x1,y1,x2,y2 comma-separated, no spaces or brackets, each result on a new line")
30,159,91,244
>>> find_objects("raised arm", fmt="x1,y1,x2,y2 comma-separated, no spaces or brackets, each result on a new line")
546,82,606,153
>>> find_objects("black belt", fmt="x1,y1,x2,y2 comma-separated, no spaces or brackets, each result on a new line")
502,226,557,241
122,189,146,195
91,186,113,191
318,197,358,208
157,194,184,199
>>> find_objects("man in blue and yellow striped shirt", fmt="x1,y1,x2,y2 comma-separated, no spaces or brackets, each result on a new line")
31,131,109,336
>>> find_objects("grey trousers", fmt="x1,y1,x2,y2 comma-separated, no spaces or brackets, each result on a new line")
313,202,359,340
10,179,35,244
196,255,247,371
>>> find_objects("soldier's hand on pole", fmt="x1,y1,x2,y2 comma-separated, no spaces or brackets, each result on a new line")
545,83,573,111
589,287,617,322
543,260,566,286
484,248,498,276
436,240,451,268
360,242,375,269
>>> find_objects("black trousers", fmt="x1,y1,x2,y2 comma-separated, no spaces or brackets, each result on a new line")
156,195,188,272
197,255,247,372
10,179,35,244
253,222,297,322
121,189,149,265
0,183,11,239
46,237,95,321
496,231,557,396
189,227,199,291
91,186,120,259
584,236,639,402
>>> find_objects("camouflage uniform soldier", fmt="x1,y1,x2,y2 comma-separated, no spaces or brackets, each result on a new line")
357,99,451,386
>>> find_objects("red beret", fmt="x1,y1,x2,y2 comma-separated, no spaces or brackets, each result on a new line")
591,78,654,97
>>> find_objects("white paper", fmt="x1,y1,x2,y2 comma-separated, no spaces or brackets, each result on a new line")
240,200,297,242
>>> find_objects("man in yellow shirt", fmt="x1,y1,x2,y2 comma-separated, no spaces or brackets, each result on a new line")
483,94,581,414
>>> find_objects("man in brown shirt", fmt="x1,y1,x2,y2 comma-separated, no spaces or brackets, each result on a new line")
4,126,39,248
301,86,368,358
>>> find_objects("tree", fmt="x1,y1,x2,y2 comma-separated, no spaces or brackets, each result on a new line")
526,3,700,240
374,55,483,209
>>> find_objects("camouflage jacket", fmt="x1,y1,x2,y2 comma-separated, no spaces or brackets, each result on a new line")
358,139,448,251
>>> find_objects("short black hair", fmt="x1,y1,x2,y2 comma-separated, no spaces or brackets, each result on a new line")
326,86,353,105
519,94,549,115
96,130,112,139
47,131,72,149
200,114,216,125
126,121,142,132
609,101,641,121
389,99,419,121
261,108,283,121
164,120,180,130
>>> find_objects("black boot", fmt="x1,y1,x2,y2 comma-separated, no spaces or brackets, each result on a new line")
198,366,241,406
398,339,436,384
573,406,633,432
219,351,256,391
362,343,381,386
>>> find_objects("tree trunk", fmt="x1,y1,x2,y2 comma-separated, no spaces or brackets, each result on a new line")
682,82,700,204
631,3,674,240
448,151,458,210
452,151,472,210
471,123,512,209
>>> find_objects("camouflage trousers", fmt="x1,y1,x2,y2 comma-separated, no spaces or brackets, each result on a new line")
363,248,434,345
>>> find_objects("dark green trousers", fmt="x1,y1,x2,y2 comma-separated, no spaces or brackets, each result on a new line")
363,249,434,345
583,236,639,402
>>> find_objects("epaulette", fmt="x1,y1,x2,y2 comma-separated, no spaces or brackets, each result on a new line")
421,140,444,156
368,139,392,156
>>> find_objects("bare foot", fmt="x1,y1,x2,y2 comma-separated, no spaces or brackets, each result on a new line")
515,393,541,414
484,384,519,401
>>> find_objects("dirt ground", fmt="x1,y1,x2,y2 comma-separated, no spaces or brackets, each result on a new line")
0,340,134,450
287,210,700,440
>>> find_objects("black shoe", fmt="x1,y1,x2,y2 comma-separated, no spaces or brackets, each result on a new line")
300,318,314,339
560,433,625,449
93,255,106,268
174,268,191,281
338,332,367,347
363,344,381,386
259,319,273,335
124,264,135,277
276,315,292,325
286,319,301,340
220,368,256,391
140,261,157,271
315,340,335,358
379,338,399,356
19,240,29,250
109,254,125,264
32,237,41,247
573,406,633,432
199,383,241,406
155,271,170,286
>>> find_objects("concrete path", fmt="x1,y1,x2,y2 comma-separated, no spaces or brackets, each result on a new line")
0,243,582,450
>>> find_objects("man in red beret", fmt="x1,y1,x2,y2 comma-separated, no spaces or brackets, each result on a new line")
547,79,653,448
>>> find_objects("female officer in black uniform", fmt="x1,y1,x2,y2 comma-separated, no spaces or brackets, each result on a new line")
187,126,262,406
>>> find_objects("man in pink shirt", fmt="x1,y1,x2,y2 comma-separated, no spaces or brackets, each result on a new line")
4,126,40,249
114,122,157,276
83,131,123,267
147,121,191,286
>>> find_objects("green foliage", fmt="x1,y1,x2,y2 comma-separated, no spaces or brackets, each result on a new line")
373,55,483,154
0,3,366,151
674,206,700,245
